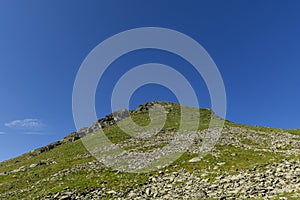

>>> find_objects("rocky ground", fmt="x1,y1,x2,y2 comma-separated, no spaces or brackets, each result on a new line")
39,158,300,200
40,126,300,200
0,102,299,199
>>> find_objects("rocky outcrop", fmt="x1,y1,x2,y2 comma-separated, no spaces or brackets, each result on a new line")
30,108,131,156
77,109,130,136
32,102,173,156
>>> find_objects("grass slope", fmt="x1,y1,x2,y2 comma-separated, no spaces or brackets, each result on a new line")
0,102,299,199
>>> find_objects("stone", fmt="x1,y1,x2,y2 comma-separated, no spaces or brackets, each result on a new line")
107,190,117,195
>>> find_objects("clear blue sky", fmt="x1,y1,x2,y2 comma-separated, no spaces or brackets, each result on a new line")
1,0,300,161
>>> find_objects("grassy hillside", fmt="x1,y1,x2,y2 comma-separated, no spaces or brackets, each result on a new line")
0,102,299,199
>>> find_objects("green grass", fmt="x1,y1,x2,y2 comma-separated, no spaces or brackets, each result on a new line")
226,120,300,136
0,102,299,199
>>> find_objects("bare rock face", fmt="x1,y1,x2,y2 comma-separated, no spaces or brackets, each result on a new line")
134,101,175,113
98,109,130,127
77,109,130,137
135,101,158,113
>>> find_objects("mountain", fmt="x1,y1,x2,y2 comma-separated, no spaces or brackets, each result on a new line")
0,102,300,199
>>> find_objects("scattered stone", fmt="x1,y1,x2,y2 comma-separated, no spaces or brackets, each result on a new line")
2,102,300,199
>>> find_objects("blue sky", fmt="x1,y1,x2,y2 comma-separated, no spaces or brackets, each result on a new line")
1,0,300,161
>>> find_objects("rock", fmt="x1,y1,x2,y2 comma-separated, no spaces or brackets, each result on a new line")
107,190,117,195
217,162,226,166
53,192,60,198
279,197,288,200
29,163,38,168
145,188,151,196
188,157,202,163
59,195,71,200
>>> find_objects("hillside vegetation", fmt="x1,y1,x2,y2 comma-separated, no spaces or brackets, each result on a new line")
0,102,299,199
